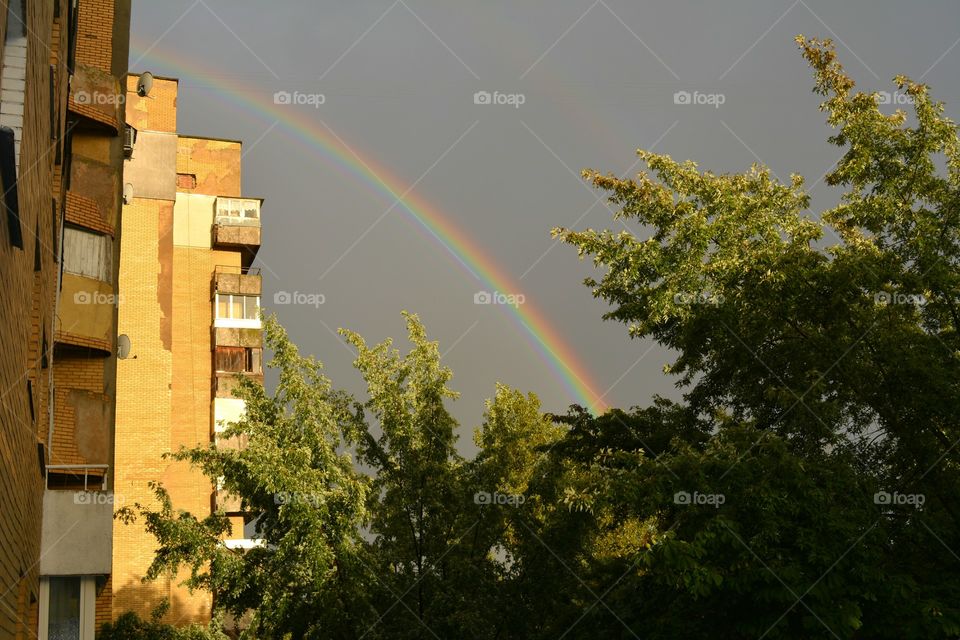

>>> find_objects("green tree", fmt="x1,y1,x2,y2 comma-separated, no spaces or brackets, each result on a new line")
117,314,555,639
548,36,960,638
98,601,228,640
117,317,371,638
114,35,960,640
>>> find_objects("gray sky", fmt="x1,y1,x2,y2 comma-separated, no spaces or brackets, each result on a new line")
129,0,960,435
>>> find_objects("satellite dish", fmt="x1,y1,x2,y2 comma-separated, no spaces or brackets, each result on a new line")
117,334,131,359
137,72,154,97
123,183,134,205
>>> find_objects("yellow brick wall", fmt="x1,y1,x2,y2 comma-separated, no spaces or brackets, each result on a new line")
177,137,242,197
125,74,177,133
0,0,63,635
76,0,115,73
113,66,258,626
113,197,176,618
0,0,127,636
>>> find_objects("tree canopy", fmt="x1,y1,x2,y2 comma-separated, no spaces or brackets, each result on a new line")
116,37,960,639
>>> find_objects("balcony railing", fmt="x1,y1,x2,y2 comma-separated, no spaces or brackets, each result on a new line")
45,464,109,491
214,265,261,277
215,197,261,227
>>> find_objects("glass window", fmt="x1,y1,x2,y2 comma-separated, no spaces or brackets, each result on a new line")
243,295,260,320
229,295,243,319
243,201,259,219
217,294,229,319
215,294,260,321
47,576,81,640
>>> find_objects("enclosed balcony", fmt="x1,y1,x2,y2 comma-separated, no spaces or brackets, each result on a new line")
212,197,262,264
40,467,113,576
213,266,262,330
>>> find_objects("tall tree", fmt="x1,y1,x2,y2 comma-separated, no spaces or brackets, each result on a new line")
549,36,960,638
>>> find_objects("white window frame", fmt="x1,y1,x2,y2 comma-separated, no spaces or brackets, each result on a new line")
38,576,97,640
215,197,260,226
213,292,261,329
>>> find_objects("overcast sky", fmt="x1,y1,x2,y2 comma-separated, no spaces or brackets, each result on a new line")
129,0,960,440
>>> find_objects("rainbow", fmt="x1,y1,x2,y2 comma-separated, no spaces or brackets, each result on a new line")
130,39,608,413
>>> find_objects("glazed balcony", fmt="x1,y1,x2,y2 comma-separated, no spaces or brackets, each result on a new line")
212,197,262,262
213,266,262,332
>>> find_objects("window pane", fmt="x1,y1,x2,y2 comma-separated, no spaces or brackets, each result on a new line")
48,577,81,640
216,294,229,319
229,296,242,319
249,348,262,374
243,296,260,320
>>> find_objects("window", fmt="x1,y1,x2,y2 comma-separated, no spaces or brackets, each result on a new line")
215,346,262,374
1,0,27,172
47,577,80,640
51,199,59,261
49,64,56,139
39,576,96,640
62,227,112,282
66,0,77,75
214,293,260,321
215,198,260,225
1,125,20,247
33,219,40,271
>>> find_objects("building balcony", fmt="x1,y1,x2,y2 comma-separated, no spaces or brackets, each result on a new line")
67,64,123,132
212,197,262,263
214,370,263,399
57,274,117,354
212,415,249,513
213,266,263,331
213,265,261,296
40,486,113,576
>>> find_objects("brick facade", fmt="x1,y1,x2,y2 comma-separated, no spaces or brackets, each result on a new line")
114,75,262,629
0,0,129,637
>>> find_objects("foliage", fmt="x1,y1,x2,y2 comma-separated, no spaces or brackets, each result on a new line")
114,37,960,639
98,601,228,640
551,35,960,638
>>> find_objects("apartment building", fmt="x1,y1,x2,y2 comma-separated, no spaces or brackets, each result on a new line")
0,0,130,638
113,73,263,626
